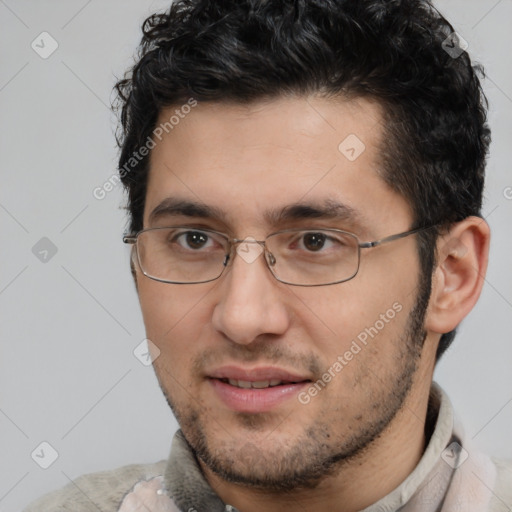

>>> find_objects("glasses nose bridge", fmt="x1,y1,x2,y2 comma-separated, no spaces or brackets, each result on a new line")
230,237,269,257
226,237,275,268
231,237,267,247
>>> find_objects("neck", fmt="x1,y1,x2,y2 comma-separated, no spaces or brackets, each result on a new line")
201,365,435,512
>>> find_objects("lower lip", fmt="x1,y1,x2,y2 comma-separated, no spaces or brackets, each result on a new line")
208,378,310,413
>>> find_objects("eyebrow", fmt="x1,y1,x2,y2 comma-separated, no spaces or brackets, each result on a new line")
148,197,366,231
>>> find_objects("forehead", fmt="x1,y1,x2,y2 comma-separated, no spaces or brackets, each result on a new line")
144,96,411,235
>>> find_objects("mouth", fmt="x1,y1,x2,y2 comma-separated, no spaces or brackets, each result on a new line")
216,378,309,389
207,366,312,412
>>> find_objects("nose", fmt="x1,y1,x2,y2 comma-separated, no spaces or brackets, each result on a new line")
211,242,290,345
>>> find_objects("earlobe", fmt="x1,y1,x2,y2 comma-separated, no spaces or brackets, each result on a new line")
425,217,490,334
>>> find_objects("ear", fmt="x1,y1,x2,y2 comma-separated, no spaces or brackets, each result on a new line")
425,216,490,334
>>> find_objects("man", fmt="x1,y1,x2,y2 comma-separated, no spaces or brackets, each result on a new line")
25,0,511,510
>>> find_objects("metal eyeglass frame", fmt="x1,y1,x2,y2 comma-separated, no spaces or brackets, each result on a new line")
123,224,436,287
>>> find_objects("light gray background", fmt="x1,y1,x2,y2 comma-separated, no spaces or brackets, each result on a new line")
1,1,511,510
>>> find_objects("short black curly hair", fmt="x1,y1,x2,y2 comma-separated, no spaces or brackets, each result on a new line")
114,0,490,361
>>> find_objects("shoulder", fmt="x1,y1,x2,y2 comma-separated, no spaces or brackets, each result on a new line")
491,457,512,509
23,460,167,512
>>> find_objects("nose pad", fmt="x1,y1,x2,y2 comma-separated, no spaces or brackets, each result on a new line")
266,251,276,267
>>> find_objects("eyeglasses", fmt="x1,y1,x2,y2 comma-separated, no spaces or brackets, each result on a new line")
123,225,434,287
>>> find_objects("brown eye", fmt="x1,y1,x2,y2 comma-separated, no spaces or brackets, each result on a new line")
183,231,209,249
168,230,215,251
302,233,327,251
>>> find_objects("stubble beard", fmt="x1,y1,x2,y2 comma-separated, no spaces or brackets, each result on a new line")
156,282,430,492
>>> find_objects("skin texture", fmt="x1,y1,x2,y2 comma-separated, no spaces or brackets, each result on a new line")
133,96,490,512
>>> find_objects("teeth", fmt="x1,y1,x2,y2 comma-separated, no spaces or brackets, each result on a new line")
226,379,285,389
252,380,270,389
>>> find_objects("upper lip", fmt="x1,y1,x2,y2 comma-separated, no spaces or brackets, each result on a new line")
208,366,312,382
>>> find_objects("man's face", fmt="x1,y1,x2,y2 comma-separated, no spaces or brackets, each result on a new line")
136,96,428,489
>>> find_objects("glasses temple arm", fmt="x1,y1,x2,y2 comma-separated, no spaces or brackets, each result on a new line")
358,226,435,249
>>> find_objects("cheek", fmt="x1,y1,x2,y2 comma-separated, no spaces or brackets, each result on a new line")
296,287,415,402
137,279,212,360
294,260,418,357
